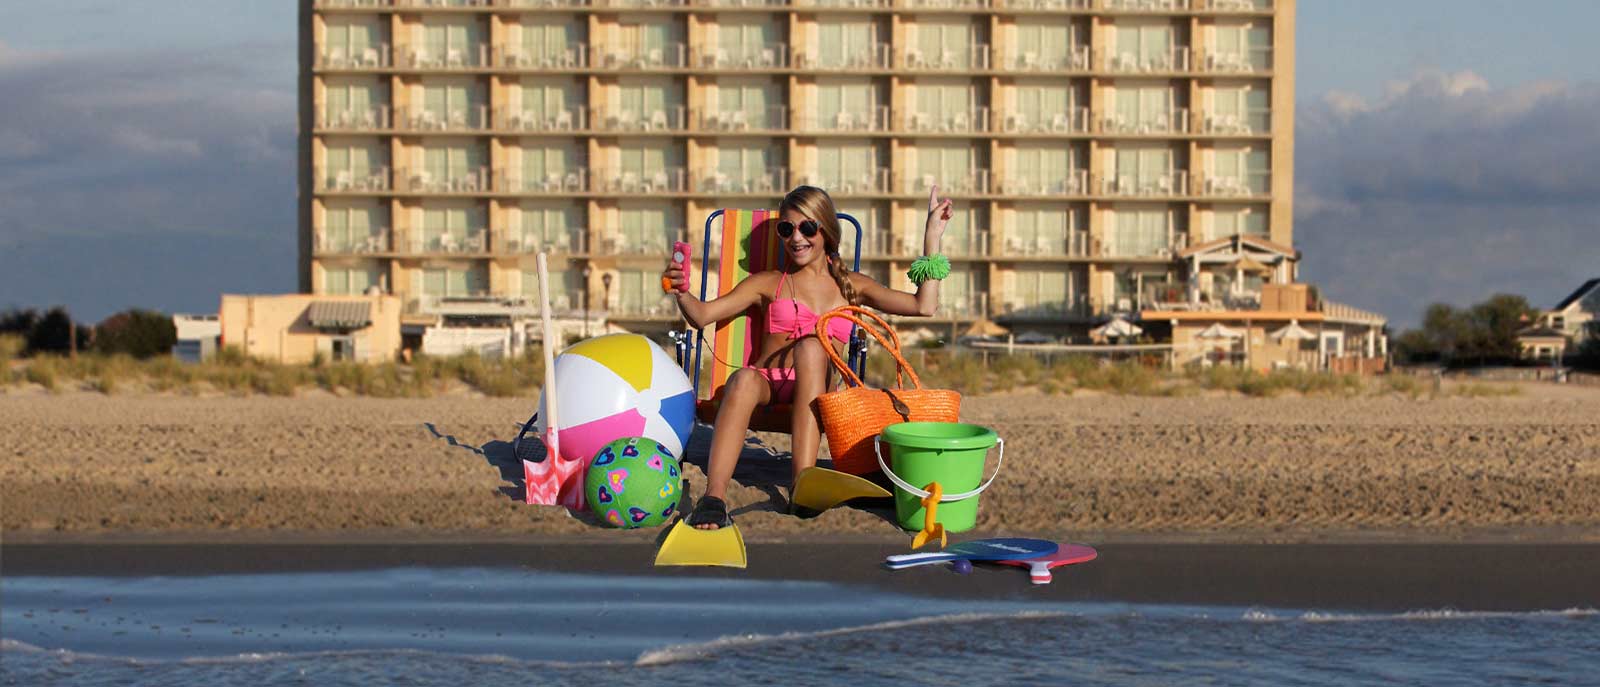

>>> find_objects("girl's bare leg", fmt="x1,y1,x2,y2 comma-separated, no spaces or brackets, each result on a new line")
699,368,770,529
788,337,830,481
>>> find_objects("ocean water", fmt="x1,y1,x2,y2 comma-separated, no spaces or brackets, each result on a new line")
3,568,1597,687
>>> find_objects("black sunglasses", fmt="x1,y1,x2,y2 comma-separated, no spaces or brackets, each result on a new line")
776,219,820,239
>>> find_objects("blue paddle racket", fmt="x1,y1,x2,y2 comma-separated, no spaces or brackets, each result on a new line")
884,538,1058,570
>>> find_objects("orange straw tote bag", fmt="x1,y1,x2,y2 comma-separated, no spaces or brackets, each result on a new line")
814,306,962,476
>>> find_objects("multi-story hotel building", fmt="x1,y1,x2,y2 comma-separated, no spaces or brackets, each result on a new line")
299,0,1347,362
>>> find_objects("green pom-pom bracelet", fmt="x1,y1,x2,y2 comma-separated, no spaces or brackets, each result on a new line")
907,254,951,286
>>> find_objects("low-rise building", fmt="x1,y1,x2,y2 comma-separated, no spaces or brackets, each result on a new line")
219,293,402,364
1518,277,1599,361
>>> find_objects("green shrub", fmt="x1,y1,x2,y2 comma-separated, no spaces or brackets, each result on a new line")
24,357,60,391
92,309,177,359
1382,373,1430,399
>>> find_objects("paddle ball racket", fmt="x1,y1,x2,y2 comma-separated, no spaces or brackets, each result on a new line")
883,538,1057,570
994,544,1098,585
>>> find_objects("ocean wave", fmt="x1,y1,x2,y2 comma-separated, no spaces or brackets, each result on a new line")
1242,607,1599,624
1,638,619,670
633,610,1070,667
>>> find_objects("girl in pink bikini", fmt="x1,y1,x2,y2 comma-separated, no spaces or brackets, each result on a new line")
661,184,954,530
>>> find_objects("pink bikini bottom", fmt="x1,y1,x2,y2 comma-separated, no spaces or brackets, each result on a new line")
754,367,797,404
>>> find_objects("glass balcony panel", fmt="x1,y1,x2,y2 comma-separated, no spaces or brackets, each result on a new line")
1099,108,1190,135
896,107,990,134
401,43,489,70
315,165,393,192
899,170,989,195
1199,48,1273,73
315,44,392,69
594,106,687,132
494,43,589,69
897,44,989,71
593,43,688,69
993,170,1089,197
1102,0,1184,10
1095,170,1189,197
398,166,490,194
316,228,392,254
317,105,392,131
803,168,891,195
1001,45,1090,72
695,167,788,195
693,44,790,69
698,105,787,131
1099,46,1191,73
591,168,689,194
396,105,489,131
494,105,588,132
796,105,889,132
797,43,891,71
410,230,487,254
997,107,1089,134
492,168,588,193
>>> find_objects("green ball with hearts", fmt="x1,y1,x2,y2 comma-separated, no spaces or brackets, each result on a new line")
584,437,681,529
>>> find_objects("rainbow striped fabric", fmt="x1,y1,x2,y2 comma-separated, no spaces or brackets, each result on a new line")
708,209,782,399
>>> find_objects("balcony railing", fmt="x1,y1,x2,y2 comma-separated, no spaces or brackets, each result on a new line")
1197,110,1269,135
315,44,391,69
992,170,1089,196
1195,171,1270,197
407,231,488,254
1099,109,1191,135
1196,48,1273,73
694,0,790,6
492,44,589,69
936,294,988,319
1000,231,1090,257
998,46,1091,72
492,0,592,7
990,0,1092,8
315,166,393,192
795,43,891,71
398,44,490,70
592,43,689,69
695,167,788,194
593,106,688,132
999,295,1091,319
591,167,690,193
393,0,494,7
1101,0,1185,10
791,0,893,7
315,230,391,254
691,44,790,69
895,107,991,134
898,170,990,195
613,299,680,318
598,232,690,256
1101,233,1187,258
1099,47,1192,73
314,0,390,7
495,230,588,254
396,105,489,131
1194,0,1273,11
903,0,991,8
896,44,990,71
1097,171,1190,197
997,107,1090,134
493,105,589,132
857,229,894,256
493,168,589,193
794,106,890,132
396,166,491,194
802,168,892,195
316,105,393,131
943,230,990,257
698,106,788,132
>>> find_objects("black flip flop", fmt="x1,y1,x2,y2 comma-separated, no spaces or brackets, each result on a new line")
686,495,733,530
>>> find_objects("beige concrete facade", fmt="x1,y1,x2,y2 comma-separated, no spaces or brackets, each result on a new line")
300,0,1294,338
220,294,404,364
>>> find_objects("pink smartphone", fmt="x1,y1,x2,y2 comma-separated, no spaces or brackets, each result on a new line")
663,240,692,293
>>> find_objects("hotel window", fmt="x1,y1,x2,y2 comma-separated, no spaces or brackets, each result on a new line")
902,204,982,256
418,16,486,66
717,17,781,66
322,137,389,189
1012,81,1076,132
1211,83,1269,133
1210,203,1267,240
913,78,974,129
616,269,670,315
618,20,686,65
323,200,389,252
1012,267,1070,313
618,139,686,186
420,77,485,128
418,201,487,252
716,141,780,191
323,16,384,64
420,139,488,188
618,201,678,254
511,200,582,253
616,76,684,128
1112,143,1178,193
914,16,976,69
1213,22,1272,71
1115,268,1172,307
322,77,388,127
1111,84,1177,132
940,269,976,316
815,140,882,192
518,77,585,124
717,77,782,129
816,16,878,68
422,263,488,297
1212,144,1270,194
914,140,977,193
520,139,584,188
816,78,881,130
520,266,580,310
833,200,887,257
323,262,384,296
1011,203,1078,256
520,19,582,65
1111,20,1177,70
1013,17,1081,69
1109,204,1174,257
1011,141,1079,194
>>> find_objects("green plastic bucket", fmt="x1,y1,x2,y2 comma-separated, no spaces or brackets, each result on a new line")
875,422,1004,533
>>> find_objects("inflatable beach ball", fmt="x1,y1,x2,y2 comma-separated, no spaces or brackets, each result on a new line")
534,333,695,468
584,437,681,529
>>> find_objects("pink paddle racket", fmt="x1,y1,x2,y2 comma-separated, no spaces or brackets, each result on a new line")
994,544,1097,585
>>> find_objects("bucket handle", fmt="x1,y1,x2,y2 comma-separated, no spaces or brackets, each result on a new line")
874,435,1004,502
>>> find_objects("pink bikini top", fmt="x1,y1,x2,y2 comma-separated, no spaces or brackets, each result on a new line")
767,271,853,343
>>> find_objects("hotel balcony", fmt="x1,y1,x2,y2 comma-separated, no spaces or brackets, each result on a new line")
1100,0,1186,11
590,167,690,194
897,170,990,195
793,106,891,133
395,166,491,194
944,230,991,257
697,106,788,132
895,45,991,72
315,166,393,192
997,108,1090,134
1098,46,1192,74
901,0,991,9
998,46,1092,72
407,292,544,319
1096,171,1190,198
691,44,789,70
989,0,1092,8
1193,0,1274,11
494,230,588,255
894,108,991,134
1099,109,1191,135
613,299,680,319
407,231,488,255
1196,110,1270,135
316,105,393,132
592,44,689,70
397,44,490,71
801,168,892,195
794,43,892,71
600,231,691,256
933,294,988,320
489,0,591,8
856,228,894,257
1142,284,1266,313
492,44,589,70
314,230,392,254
392,0,495,7
314,44,390,70
492,168,589,193
695,167,788,195
992,170,1089,197
593,106,688,132
997,296,1092,320
1000,231,1091,258
493,105,589,132
395,105,489,132
1100,233,1187,258
693,0,790,6
1196,48,1273,74
791,0,893,8
1194,171,1270,197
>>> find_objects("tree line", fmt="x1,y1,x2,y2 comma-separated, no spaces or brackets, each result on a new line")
1393,293,1598,370
1,307,176,359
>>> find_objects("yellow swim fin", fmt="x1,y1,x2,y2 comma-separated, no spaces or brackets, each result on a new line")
790,467,892,514
654,518,747,569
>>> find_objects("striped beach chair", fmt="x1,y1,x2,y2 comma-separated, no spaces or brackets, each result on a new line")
677,209,867,433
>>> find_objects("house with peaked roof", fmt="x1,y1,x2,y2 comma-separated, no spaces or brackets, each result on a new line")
1518,278,1600,361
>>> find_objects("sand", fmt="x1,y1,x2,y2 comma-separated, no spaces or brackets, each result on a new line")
4,383,1598,543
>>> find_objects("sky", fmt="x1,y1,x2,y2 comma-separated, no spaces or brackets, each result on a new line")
1,0,1597,329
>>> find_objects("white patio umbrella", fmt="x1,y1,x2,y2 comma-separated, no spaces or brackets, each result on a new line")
1091,316,1143,339
1269,322,1315,341
1195,322,1243,340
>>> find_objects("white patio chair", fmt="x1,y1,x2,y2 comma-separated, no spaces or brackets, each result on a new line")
446,48,464,67
335,170,353,190
1051,113,1071,132
730,109,749,130
325,48,346,67
649,109,669,130
361,47,380,67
